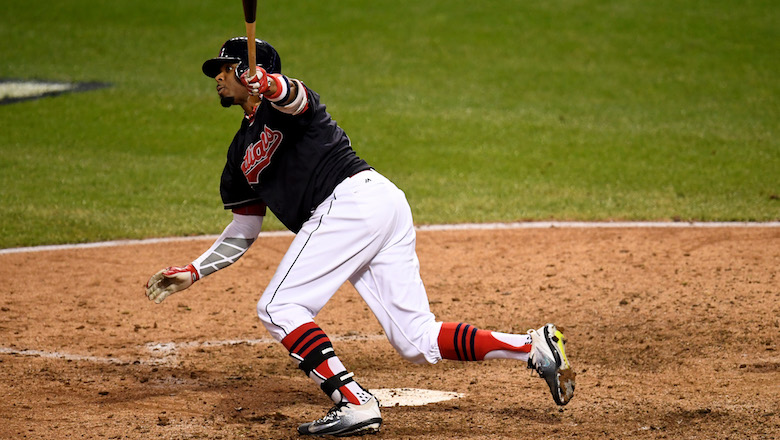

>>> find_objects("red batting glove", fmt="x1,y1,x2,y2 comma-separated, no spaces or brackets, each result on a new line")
240,66,270,96
145,264,200,304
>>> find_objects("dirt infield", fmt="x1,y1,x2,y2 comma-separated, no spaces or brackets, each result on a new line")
1,227,778,439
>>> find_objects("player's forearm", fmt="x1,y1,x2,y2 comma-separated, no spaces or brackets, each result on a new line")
190,213,264,279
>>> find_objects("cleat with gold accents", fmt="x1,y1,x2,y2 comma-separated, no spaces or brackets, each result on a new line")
527,323,576,405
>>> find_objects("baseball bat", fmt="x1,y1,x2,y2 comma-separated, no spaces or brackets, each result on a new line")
242,0,257,77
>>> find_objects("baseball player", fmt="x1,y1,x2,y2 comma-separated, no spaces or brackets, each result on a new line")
145,37,575,437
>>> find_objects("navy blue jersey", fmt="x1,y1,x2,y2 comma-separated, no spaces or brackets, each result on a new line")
220,83,370,233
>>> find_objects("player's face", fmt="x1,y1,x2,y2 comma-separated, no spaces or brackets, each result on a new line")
215,63,248,107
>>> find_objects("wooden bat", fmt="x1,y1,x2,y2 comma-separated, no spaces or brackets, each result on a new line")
242,0,257,77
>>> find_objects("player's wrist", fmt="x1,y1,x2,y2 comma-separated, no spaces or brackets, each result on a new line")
270,79,308,115
184,263,201,282
266,74,291,103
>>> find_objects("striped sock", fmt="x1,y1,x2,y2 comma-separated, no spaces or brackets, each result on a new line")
281,322,372,405
437,322,532,361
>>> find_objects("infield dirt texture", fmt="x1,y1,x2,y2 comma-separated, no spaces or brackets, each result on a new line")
1,226,778,439
1,0,778,438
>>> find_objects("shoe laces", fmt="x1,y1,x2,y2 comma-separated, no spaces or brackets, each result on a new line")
527,329,552,374
316,402,349,424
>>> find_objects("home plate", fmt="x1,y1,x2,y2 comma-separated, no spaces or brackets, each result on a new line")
369,388,464,407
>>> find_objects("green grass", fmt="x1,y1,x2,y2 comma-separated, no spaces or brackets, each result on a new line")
1,0,778,248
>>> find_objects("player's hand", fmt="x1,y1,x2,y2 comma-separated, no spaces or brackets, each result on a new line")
240,66,270,96
145,264,199,304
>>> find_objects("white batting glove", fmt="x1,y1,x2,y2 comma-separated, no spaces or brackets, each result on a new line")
240,66,270,96
145,264,199,304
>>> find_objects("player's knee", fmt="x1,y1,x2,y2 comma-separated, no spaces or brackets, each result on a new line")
388,321,442,365
392,343,430,364
256,297,315,342
256,298,275,330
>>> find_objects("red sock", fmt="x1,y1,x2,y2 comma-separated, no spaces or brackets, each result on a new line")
282,322,371,405
437,322,531,361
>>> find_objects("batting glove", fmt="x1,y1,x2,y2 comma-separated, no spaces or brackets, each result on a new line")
145,264,199,304
240,66,270,96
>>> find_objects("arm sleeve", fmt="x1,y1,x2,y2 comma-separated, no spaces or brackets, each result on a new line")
190,213,264,278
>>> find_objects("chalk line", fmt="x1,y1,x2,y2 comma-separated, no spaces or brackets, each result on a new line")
0,342,464,407
1,221,778,255
0,334,386,366
0,347,166,366
145,333,385,354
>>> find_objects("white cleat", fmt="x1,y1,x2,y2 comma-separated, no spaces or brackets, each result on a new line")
528,323,576,406
297,396,382,437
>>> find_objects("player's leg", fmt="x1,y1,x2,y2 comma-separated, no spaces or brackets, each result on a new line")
437,322,531,361
352,234,575,405
349,172,575,405
346,172,529,363
256,189,380,404
343,170,440,363
281,321,381,436
349,228,536,364
256,175,386,435
438,321,574,404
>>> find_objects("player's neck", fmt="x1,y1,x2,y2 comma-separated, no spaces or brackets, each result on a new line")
241,96,261,116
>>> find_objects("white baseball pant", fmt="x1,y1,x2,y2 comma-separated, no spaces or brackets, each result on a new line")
257,169,443,364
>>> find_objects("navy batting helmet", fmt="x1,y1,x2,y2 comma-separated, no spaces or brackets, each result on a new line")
202,37,281,78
